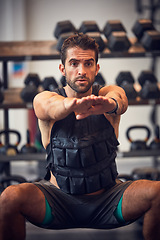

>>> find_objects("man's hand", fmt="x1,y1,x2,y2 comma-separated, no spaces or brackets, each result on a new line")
73,95,116,120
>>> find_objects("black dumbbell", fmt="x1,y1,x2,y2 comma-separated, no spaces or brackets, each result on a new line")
54,20,77,39
116,71,137,100
79,21,100,34
56,32,76,52
126,125,151,151
132,19,155,41
141,30,160,51
20,73,41,103
132,167,160,181
60,76,66,87
149,125,160,150
54,20,77,52
94,72,106,86
0,78,4,103
79,21,105,52
119,167,160,181
103,20,131,52
42,77,59,91
0,130,21,155
138,70,160,99
21,129,37,153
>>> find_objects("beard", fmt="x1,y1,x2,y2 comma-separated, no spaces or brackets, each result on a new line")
66,75,94,93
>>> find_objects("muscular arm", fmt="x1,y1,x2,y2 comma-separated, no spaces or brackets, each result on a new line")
33,85,128,122
33,91,77,121
99,85,128,115
75,85,128,120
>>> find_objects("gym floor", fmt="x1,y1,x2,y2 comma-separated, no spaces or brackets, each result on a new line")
26,221,144,240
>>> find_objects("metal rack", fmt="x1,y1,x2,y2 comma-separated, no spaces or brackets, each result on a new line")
0,39,160,163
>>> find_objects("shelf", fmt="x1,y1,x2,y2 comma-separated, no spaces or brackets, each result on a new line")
0,40,60,61
117,150,160,158
0,88,33,109
0,150,159,163
0,86,159,109
0,153,46,162
0,39,160,62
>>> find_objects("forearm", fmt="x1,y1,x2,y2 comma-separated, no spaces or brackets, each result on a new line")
33,91,77,121
99,85,128,115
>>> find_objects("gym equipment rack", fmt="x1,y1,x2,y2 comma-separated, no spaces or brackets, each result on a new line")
0,38,160,170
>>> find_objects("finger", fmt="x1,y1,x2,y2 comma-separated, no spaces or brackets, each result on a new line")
76,113,90,120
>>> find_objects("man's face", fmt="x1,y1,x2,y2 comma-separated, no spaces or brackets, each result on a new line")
60,47,100,94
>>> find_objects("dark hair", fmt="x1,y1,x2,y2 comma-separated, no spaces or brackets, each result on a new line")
61,33,99,66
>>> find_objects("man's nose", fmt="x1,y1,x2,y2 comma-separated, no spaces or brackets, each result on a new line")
78,64,86,76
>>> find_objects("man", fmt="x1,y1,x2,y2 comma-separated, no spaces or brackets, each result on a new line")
0,33,160,240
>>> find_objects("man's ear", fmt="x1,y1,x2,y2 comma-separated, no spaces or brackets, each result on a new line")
96,64,100,76
59,64,65,76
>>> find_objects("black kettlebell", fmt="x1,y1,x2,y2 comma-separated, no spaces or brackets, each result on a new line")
0,130,21,155
126,125,151,151
150,125,160,150
21,129,37,153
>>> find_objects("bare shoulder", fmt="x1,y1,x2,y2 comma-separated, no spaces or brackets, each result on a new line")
33,90,58,105
33,91,59,120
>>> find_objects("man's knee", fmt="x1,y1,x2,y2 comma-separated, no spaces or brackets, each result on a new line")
149,181,160,205
0,184,26,212
0,183,39,211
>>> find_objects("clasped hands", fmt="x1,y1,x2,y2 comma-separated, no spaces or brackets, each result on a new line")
64,95,116,120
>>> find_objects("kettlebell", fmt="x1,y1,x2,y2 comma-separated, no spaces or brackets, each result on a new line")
150,125,160,150
0,130,21,155
21,129,37,153
126,125,151,151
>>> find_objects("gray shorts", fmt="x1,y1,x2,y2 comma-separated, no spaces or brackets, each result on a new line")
33,179,132,230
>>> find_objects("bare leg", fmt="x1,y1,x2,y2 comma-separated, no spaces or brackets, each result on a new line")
0,183,46,240
122,180,160,240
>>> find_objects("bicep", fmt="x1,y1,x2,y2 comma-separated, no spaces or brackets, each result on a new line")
33,91,58,120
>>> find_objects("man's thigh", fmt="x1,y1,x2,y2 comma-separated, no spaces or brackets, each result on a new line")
1,182,46,225
122,179,160,222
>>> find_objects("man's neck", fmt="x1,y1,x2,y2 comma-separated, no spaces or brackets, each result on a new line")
64,85,92,98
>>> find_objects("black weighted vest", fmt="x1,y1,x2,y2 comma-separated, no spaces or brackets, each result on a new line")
45,85,119,195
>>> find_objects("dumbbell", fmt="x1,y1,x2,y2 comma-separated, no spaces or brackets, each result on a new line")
0,78,4,103
126,125,151,151
0,130,21,155
132,167,160,181
60,76,66,87
116,71,137,100
103,20,131,52
42,76,59,91
54,20,77,52
141,30,160,51
94,72,106,86
21,129,37,153
138,70,160,99
20,73,41,103
119,167,160,181
149,125,160,150
79,21,106,52
132,19,155,41
132,19,160,51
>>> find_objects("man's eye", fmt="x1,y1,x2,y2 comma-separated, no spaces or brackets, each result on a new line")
71,62,78,66
85,62,92,67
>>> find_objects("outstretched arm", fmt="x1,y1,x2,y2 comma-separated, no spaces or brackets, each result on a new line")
33,85,128,122
33,91,77,121
75,85,128,120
